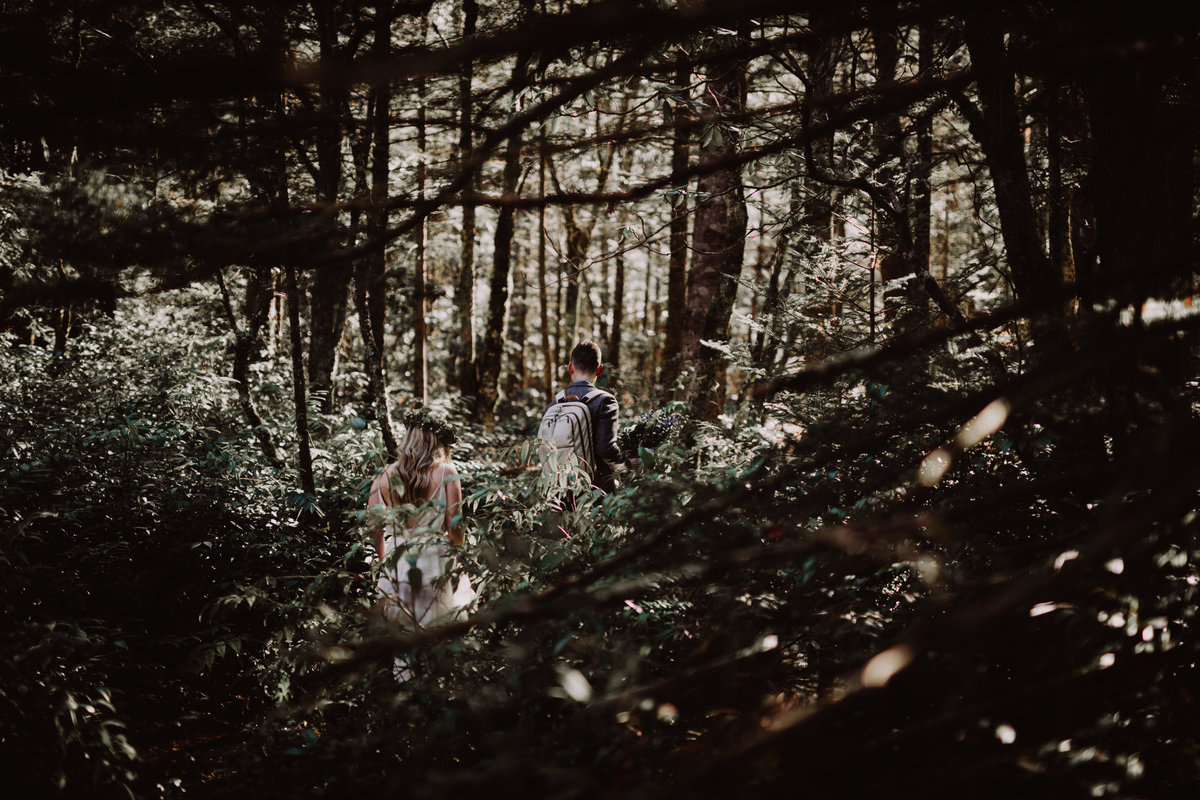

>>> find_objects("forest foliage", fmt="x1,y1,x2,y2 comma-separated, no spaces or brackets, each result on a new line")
2,1,1199,798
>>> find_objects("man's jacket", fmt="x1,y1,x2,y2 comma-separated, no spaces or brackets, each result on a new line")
551,378,624,492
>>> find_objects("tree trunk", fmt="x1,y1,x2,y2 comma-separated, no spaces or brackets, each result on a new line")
504,238,528,399
286,265,317,497
1076,7,1196,458
608,139,638,384
609,244,626,381
659,63,692,392
52,304,72,357
537,132,554,399
473,52,528,424
412,13,429,404
307,0,350,410
912,21,935,288
871,19,918,326
355,262,399,458
562,214,587,341
961,14,1061,312
598,250,610,347
752,186,799,368
308,0,350,410
366,0,392,373
1084,32,1193,285
456,0,479,397
216,267,284,468
684,28,749,421
549,103,622,347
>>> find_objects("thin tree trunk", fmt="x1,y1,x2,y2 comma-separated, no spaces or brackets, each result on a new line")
609,244,626,380
308,0,350,410
1084,16,1194,288
960,14,1061,309
216,267,284,468
684,27,749,420
609,139,637,382
752,187,799,368
473,51,528,423
355,263,399,458
456,0,479,397
660,62,691,392
286,265,317,496
412,12,429,404
549,102,623,347
913,20,934,286
870,19,914,325
1046,80,1082,290
504,238,528,399
553,191,590,344
537,132,553,399
598,250,610,347
366,0,392,370
554,255,564,368
52,305,72,356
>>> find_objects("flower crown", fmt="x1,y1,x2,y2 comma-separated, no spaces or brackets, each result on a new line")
402,407,458,446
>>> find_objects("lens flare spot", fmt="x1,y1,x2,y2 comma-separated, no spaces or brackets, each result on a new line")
1054,550,1080,570
956,398,1011,449
862,645,914,688
918,448,952,487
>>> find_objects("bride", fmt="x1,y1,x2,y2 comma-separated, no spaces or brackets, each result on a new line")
367,410,475,679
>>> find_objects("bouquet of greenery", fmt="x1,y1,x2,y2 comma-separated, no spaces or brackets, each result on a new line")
617,408,686,457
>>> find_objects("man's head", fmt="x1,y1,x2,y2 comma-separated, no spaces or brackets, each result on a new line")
568,341,603,381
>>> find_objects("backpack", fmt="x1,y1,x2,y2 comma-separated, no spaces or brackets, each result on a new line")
537,388,606,478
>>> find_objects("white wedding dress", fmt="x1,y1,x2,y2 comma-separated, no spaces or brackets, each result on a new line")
370,462,476,680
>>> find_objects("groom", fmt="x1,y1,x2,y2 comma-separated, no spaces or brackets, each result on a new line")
552,341,631,492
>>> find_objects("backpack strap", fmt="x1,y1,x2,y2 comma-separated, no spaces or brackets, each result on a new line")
557,388,607,405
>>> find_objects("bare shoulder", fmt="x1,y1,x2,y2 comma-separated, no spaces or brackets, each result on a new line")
440,461,461,482
371,460,397,487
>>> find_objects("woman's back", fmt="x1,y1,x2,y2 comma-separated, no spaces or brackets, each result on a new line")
370,458,471,632
370,460,457,553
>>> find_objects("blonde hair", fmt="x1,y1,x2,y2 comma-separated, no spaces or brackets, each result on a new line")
393,425,448,504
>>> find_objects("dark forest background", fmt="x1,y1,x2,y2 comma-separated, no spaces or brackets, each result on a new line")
2,1,1199,797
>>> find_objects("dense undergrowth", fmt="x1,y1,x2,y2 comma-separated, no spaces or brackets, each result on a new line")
3,289,1199,799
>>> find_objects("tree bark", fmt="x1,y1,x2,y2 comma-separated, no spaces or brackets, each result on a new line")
216,267,284,469
961,14,1061,314
870,19,920,328
912,21,935,288
456,0,480,397
354,263,399,458
1083,19,1194,286
537,132,554,399
752,186,799,369
473,50,529,424
608,138,638,383
609,242,626,381
684,28,749,420
286,265,317,497
412,12,429,404
366,0,392,374
308,0,351,411
549,102,623,346
504,238,528,399
659,63,692,392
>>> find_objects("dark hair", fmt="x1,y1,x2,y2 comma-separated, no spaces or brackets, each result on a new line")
570,341,602,373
